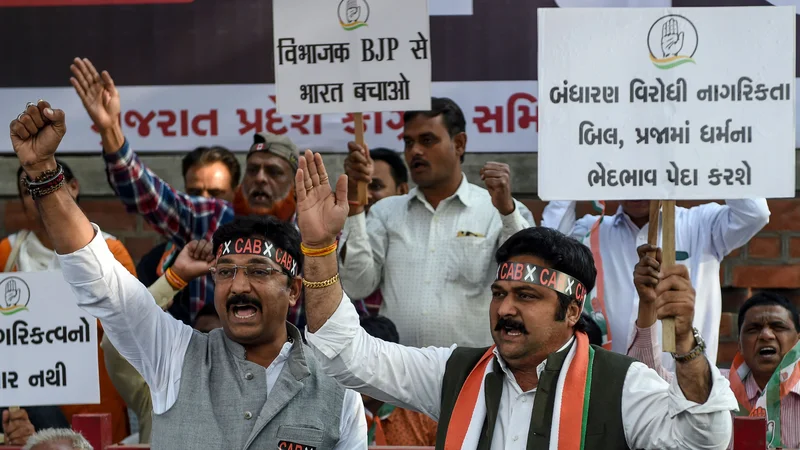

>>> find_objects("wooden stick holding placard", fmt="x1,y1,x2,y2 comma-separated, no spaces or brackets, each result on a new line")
646,200,676,352
661,200,677,353
353,113,369,205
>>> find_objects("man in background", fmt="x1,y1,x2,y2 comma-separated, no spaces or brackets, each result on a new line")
340,97,535,347
70,58,306,328
136,145,241,325
541,198,769,371
347,148,408,317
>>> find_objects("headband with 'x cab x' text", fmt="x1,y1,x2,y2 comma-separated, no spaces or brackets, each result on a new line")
496,262,587,303
216,237,298,277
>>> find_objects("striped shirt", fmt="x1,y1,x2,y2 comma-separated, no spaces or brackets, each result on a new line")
627,324,800,449
103,140,306,328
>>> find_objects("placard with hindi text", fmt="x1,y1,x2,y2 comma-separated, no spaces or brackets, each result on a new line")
273,0,432,115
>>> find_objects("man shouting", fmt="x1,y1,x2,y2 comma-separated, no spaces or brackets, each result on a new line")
290,147,739,448
8,101,365,449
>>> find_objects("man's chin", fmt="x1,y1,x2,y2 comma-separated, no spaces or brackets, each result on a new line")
222,324,263,345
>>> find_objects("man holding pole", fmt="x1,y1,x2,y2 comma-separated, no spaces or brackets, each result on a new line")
629,244,800,449
541,198,770,370
340,97,535,348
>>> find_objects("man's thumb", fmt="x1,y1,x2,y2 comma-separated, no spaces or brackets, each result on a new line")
44,108,68,136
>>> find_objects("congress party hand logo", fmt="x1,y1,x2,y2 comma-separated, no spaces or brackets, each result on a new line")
338,0,370,31
647,15,698,69
0,276,31,316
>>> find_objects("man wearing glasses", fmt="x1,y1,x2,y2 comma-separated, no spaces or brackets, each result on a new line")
7,99,366,449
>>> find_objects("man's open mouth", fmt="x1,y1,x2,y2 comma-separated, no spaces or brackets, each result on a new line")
232,304,258,319
249,189,270,203
758,346,778,357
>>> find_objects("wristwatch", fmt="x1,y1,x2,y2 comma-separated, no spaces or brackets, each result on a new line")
671,327,706,363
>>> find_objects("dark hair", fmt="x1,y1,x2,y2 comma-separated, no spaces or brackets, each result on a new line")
370,148,408,186
495,227,597,327
360,315,400,344
181,146,241,189
212,215,303,279
738,291,800,333
403,97,467,163
17,159,78,201
196,303,219,320
581,312,602,346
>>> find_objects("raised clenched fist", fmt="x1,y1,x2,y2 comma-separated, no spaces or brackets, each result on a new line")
9,100,66,178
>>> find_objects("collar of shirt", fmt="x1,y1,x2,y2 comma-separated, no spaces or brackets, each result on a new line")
408,172,472,211
491,335,576,394
745,371,800,402
612,204,663,233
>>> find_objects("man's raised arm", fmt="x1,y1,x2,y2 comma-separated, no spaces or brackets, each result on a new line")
8,100,193,408
70,57,232,247
297,150,452,420
10,101,93,253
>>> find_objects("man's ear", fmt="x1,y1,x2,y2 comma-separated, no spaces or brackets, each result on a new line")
453,132,467,160
66,179,80,200
288,276,303,307
566,301,581,328
397,182,409,195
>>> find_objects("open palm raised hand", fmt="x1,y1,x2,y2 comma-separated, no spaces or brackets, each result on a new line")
295,150,349,248
70,57,120,131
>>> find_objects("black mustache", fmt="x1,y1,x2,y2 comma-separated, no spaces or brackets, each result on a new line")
226,294,262,312
411,157,429,166
495,317,528,334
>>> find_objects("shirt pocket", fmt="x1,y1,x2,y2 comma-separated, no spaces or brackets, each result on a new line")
445,236,496,290
276,425,325,449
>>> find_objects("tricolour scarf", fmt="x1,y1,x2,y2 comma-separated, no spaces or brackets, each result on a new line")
728,339,800,448
581,201,613,350
443,332,595,449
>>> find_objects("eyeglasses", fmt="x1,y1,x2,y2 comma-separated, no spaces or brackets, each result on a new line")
209,263,287,283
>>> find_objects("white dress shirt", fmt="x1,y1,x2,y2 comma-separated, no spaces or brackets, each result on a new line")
340,174,535,348
541,200,770,372
307,293,738,450
57,225,366,449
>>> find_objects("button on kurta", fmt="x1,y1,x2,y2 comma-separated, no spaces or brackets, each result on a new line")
244,411,253,420
245,372,254,380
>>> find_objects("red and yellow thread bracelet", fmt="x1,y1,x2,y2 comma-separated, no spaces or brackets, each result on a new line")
300,242,338,258
165,267,188,290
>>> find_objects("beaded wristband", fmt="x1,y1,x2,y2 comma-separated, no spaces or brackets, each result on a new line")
29,173,66,200
302,273,340,289
25,165,62,186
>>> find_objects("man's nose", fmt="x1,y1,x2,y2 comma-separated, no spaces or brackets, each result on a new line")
496,296,518,318
230,268,252,295
759,326,777,341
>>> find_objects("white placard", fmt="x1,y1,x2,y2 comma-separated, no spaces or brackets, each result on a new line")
273,0,432,115
429,0,472,15
538,7,796,200
0,272,99,407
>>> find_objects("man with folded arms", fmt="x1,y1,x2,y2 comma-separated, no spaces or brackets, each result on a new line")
8,101,365,449
290,149,738,449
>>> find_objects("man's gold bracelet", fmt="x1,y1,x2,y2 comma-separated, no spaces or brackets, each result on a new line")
302,273,340,289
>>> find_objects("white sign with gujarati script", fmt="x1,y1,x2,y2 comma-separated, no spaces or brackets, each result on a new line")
273,0,432,115
0,272,99,407
538,7,796,200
